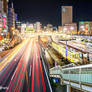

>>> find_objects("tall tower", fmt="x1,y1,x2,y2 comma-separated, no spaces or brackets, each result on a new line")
10,2,15,28
0,0,3,13
3,0,8,14
8,2,15,38
62,6,73,26
12,2,13,8
0,0,8,38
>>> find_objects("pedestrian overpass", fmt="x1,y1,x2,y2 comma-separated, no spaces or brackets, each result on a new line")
50,64,92,92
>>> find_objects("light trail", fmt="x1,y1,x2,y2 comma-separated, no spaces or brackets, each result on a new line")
31,40,35,92
35,42,40,92
37,42,53,92
36,42,46,92
0,38,52,92
6,40,30,92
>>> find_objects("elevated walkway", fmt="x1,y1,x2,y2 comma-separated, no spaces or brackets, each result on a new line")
50,64,92,92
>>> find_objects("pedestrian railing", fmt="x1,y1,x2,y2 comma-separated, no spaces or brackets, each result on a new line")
50,64,92,91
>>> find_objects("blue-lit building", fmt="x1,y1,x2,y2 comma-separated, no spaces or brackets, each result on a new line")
8,3,15,38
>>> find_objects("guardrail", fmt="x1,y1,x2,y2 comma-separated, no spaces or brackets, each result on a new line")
62,64,92,84
50,64,92,91
50,65,62,76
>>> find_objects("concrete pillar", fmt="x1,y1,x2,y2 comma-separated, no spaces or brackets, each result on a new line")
55,85,67,92
67,85,71,92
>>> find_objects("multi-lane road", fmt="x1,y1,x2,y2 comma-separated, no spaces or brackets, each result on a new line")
0,37,52,92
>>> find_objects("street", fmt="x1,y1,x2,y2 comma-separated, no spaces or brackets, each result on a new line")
0,37,52,92
0,0,92,92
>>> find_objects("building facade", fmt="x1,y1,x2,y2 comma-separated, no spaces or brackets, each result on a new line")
62,6,73,26
0,0,8,39
79,21,92,35
34,22,41,32
8,3,15,38
46,24,53,31
16,21,21,32
3,0,8,14
58,26,62,32
62,23,77,35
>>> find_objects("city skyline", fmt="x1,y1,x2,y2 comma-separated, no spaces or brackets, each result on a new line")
8,0,92,26
0,0,92,92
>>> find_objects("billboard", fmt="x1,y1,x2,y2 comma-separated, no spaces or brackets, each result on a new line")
79,21,92,35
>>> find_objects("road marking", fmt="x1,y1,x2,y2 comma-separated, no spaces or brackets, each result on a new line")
40,47,53,92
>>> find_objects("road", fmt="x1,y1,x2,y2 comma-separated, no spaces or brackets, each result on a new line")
0,37,52,92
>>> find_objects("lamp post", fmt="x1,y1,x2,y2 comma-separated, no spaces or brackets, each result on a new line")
65,40,68,59
60,38,76,63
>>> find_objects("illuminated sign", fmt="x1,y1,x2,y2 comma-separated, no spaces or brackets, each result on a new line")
3,17,6,28
0,36,2,40
3,30,7,32
80,21,84,24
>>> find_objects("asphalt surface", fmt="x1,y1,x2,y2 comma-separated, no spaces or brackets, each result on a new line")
0,38,52,92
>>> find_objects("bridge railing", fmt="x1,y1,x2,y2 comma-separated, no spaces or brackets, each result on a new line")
50,65,62,76
50,64,92,85
62,64,92,85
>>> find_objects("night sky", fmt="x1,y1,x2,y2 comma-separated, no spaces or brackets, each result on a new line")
9,0,92,26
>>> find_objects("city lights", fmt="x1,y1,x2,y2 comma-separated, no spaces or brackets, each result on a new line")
0,0,92,92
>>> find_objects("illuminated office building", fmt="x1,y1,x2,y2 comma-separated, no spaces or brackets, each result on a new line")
62,6,73,26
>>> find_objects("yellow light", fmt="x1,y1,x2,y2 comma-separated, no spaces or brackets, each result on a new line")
11,27,15,31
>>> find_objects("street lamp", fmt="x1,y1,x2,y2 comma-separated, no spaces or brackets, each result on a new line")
11,27,15,31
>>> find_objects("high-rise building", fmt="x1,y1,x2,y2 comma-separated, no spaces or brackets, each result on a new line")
62,6,73,26
0,0,8,14
34,22,41,32
0,0,8,39
46,24,53,31
16,21,21,32
0,0,3,13
3,0,8,14
8,2,15,38
0,0,3,35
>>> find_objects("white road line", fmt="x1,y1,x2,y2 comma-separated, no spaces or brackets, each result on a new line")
40,48,53,92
